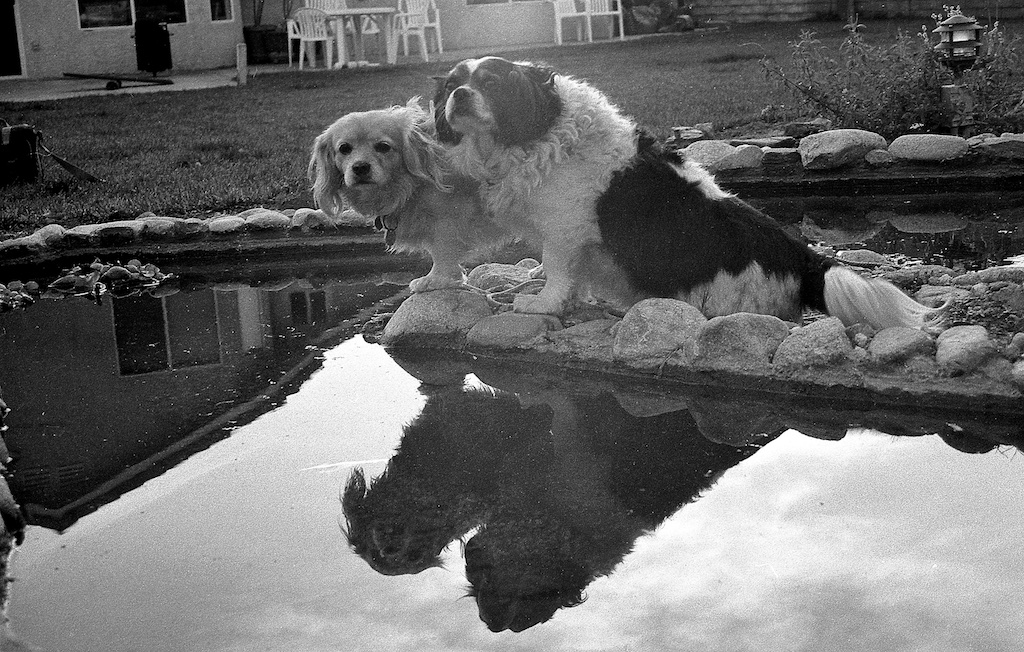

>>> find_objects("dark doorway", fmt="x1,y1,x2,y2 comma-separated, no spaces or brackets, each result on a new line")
1,0,22,77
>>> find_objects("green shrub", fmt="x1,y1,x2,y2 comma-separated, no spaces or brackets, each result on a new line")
762,13,1024,139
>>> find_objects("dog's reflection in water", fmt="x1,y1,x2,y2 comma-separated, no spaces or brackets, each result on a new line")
342,383,775,631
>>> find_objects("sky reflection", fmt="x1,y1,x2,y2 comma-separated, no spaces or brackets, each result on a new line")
9,339,1024,652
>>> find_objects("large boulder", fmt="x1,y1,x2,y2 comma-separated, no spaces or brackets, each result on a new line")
935,325,998,376
772,317,852,372
799,129,888,170
691,313,791,374
466,312,561,349
868,326,936,366
888,134,969,162
612,299,707,368
380,290,493,348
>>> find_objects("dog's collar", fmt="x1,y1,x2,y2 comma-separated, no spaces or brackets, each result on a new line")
373,215,397,246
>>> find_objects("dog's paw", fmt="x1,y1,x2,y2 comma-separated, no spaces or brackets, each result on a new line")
513,292,565,315
528,263,545,280
409,274,466,293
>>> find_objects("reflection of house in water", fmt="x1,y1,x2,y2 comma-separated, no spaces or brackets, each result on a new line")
0,274,401,531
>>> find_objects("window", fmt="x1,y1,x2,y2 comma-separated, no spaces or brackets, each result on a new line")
78,0,132,28
136,0,187,23
77,0,187,28
210,0,232,21
114,291,222,375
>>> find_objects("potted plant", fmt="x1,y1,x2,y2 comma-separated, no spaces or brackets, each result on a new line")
243,0,291,64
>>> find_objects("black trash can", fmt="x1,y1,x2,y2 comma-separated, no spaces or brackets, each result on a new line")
134,19,172,75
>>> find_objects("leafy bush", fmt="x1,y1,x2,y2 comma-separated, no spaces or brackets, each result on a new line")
762,12,1024,139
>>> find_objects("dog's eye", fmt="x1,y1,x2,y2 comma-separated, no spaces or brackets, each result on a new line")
338,143,353,155
374,142,393,154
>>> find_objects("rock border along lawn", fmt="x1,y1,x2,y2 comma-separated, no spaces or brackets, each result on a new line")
2,127,1024,412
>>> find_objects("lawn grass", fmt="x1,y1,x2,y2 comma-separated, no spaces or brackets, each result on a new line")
0,18,988,237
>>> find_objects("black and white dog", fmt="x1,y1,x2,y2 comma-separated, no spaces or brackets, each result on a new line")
433,56,942,330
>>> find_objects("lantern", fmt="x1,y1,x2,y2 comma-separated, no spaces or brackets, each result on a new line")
932,11,985,76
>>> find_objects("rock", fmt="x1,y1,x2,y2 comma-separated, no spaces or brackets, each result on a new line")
729,136,797,148
612,392,689,418
970,135,1024,160
954,266,1024,285
886,213,967,234
181,217,210,238
935,325,998,376
466,312,561,349
209,216,247,234
991,284,1024,312
244,210,292,230
138,216,187,239
291,208,335,230
541,319,617,358
772,317,852,371
613,299,707,367
33,224,66,248
669,127,706,148
468,263,532,291
682,139,738,169
687,397,785,446
888,134,969,162
1012,359,1024,390
710,144,763,172
864,148,894,166
783,118,832,138
691,313,791,374
836,249,887,267
798,129,888,170
1005,332,1024,359
915,284,970,307
380,290,493,349
93,220,145,246
761,147,801,166
868,326,936,366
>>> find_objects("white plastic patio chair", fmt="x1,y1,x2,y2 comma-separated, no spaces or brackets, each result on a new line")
394,0,443,62
551,0,591,45
585,0,625,41
287,8,335,69
305,0,379,62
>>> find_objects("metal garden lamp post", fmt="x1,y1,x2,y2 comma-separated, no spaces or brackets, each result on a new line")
932,10,985,135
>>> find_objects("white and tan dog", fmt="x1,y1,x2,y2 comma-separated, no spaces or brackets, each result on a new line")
433,56,944,330
309,99,510,292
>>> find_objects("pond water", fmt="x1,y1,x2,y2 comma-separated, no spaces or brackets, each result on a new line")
0,192,1023,651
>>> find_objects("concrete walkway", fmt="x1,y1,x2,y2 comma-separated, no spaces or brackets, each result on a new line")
0,39,579,104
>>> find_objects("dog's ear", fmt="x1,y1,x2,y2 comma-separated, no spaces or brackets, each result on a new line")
308,128,345,216
493,63,562,146
339,468,368,546
431,74,462,145
402,113,451,192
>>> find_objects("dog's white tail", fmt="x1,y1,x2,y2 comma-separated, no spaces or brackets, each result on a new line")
823,266,947,331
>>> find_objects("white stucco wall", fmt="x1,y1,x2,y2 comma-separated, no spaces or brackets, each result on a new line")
14,0,244,79
436,1,557,50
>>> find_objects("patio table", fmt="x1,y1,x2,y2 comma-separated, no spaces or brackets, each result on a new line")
325,7,398,67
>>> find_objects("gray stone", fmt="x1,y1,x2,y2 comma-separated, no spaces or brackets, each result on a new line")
468,262,532,291
291,208,335,230
209,216,247,234
94,220,145,245
33,224,66,248
1012,359,1024,390
798,129,888,170
244,210,292,230
772,317,852,371
138,216,187,239
836,249,887,267
888,134,969,162
729,136,797,148
935,325,998,376
886,213,967,234
915,284,970,307
613,298,707,367
380,290,493,349
691,313,791,374
181,218,210,238
971,135,1024,160
868,326,936,366
761,147,801,165
783,118,832,138
682,140,738,169
541,319,617,357
954,266,1024,285
864,148,894,166
669,127,706,148
466,312,561,349
710,144,763,171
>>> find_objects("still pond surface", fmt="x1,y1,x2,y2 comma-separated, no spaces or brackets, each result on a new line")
1,192,1024,651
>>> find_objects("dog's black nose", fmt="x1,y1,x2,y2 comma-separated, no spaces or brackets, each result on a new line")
352,161,372,178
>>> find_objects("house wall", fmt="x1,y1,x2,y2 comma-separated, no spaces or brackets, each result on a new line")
689,0,839,22
14,0,244,79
